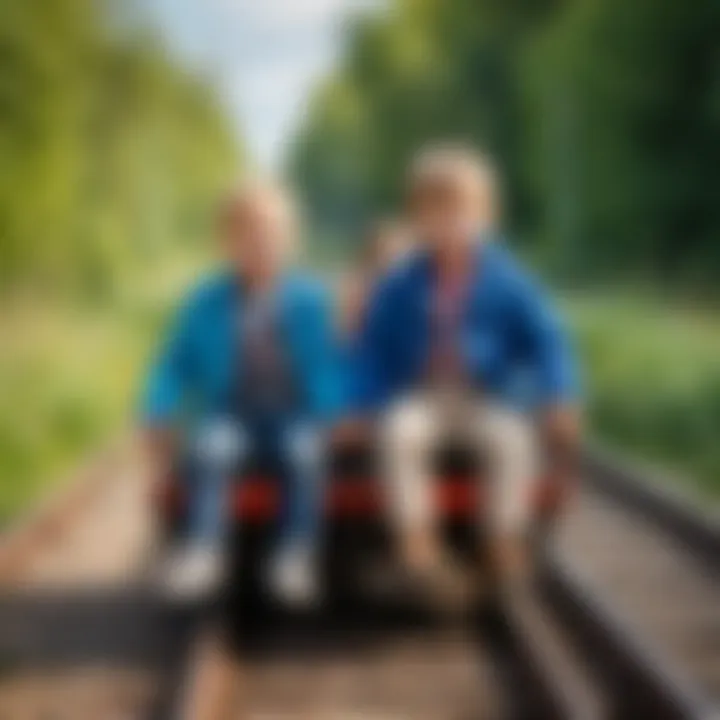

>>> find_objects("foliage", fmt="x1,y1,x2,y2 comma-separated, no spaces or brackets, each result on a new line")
0,0,240,519
0,0,239,297
290,0,720,291
569,295,720,497
0,259,202,523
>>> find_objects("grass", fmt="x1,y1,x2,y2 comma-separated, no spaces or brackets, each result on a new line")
565,293,720,501
0,258,207,524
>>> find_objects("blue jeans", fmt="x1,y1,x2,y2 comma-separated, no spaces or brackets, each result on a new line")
186,415,325,553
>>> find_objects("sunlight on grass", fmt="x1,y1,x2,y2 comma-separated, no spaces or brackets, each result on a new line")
566,294,720,500
0,258,208,524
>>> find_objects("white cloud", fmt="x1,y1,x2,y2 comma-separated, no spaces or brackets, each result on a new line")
215,0,382,26
234,65,322,111
150,0,385,169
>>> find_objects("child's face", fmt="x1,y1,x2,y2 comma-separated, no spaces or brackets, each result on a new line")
408,173,487,253
221,191,293,281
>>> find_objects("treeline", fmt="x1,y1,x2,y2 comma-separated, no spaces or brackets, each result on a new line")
0,0,239,299
291,0,719,290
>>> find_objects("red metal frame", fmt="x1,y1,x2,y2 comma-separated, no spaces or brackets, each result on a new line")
156,473,559,523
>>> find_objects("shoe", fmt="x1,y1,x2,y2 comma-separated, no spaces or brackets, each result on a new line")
267,543,319,608
156,543,225,602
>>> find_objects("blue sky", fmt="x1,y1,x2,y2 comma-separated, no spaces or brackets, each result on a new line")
147,0,383,170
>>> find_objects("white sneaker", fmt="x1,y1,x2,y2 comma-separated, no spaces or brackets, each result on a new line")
268,544,319,608
157,544,224,602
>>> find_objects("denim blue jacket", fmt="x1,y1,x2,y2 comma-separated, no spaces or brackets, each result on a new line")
140,270,341,425
351,242,580,412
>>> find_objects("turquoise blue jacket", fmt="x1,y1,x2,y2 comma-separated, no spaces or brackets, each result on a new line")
140,270,341,426
351,242,580,412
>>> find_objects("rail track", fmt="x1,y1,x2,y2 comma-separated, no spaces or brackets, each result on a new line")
0,446,716,719
544,451,719,719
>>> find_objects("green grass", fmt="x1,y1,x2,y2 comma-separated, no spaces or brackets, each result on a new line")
566,294,720,500
0,259,207,524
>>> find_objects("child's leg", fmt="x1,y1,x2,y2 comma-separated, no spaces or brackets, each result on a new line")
381,394,441,572
471,404,538,588
159,417,248,599
268,421,326,604
188,417,249,546
279,422,325,549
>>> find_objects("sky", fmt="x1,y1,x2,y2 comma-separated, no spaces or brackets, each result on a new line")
148,0,384,170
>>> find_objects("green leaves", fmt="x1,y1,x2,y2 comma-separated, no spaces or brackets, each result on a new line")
291,0,720,290
0,0,239,298
0,1,240,518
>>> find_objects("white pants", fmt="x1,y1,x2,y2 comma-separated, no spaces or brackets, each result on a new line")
382,392,539,538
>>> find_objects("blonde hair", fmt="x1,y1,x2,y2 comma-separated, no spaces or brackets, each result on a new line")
219,177,301,257
407,142,501,221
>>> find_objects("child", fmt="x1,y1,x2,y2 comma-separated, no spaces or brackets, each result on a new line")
141,179,339,602
348,144,581,601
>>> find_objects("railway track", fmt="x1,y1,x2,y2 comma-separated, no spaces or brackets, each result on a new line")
0,446,716,719
190,614,513,719
544,452,719,719
158,586,608,720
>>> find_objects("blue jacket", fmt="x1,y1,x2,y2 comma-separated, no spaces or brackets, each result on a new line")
351,242,579,412
141,270,340,426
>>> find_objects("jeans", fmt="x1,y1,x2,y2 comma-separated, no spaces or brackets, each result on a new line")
186,415,325,553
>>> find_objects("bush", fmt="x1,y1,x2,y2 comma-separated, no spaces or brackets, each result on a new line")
567,294,720,498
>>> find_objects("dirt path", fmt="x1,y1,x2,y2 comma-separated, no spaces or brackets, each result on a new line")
0,448,167,720
5,449,154,589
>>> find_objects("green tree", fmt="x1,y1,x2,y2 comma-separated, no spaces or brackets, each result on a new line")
290,0,719,292
0,0,240,297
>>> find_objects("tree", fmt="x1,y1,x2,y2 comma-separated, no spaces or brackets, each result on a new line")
290,0,720,292
0,0,240,297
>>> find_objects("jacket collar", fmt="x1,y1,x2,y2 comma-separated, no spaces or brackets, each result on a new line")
213,266,298,303
412,231,498,283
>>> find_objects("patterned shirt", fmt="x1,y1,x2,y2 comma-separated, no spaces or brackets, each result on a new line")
427,268,471,387
236,291,294,414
